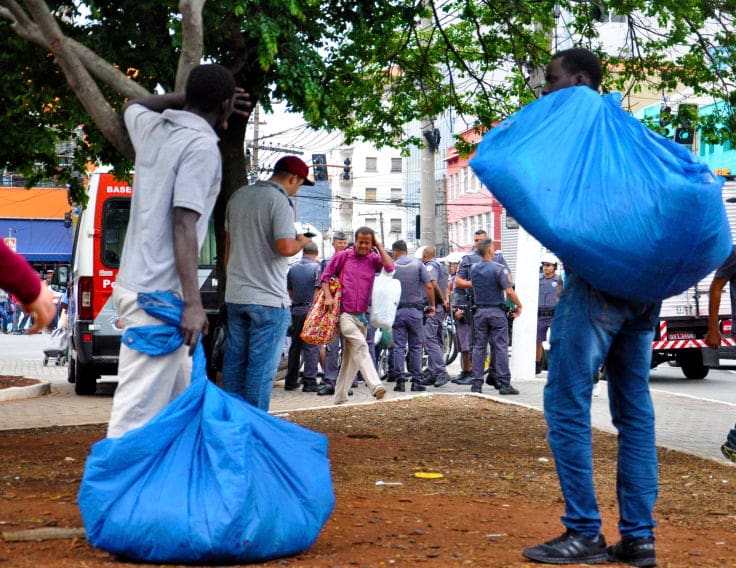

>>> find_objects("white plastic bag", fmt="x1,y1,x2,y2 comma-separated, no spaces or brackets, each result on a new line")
370,270,401,329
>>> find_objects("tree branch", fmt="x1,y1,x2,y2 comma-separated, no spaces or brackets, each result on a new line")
175,0,206,91
21,0,134,159
1,0,148,100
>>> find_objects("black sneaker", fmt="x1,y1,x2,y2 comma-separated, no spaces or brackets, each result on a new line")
410,382,426,392
523,530,607,564
452,372,474,385
499,385,519,395
607,537,656,567
434,374,450,388
316,384,335,396
721,442,736,463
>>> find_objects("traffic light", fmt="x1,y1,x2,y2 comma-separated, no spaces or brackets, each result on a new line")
342,158,351,180
312,153,327,181
675,103,697,145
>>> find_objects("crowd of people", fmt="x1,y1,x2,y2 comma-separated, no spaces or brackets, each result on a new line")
270,228,535,405
94,52,736,568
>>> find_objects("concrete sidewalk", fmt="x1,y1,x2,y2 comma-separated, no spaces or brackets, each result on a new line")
0,333,734,464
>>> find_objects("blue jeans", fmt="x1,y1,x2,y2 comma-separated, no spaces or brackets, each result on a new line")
545,273,660,540
222,303,290,411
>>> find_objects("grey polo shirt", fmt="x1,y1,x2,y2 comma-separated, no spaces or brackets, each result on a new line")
116,104,221,293
225,180,296,307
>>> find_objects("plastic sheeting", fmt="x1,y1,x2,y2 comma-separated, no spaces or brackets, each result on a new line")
78,291,335,564
470,87,731,302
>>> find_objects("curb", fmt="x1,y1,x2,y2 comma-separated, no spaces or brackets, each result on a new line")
0,381,51,403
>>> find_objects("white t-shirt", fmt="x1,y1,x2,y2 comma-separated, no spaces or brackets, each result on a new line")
116,104,221,293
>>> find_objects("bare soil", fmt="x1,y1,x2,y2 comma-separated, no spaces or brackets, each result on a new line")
0,395,734,567
0,376,40,390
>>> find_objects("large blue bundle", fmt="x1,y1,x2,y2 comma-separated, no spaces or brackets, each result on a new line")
470,87,731,302
78,292,334,564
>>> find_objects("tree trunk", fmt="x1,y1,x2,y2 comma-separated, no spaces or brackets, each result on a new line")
214,115,250,305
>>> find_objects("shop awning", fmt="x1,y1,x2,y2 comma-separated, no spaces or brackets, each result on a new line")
0,219,73,262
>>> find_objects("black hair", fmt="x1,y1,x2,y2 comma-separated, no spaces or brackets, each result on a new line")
474,229,487,237
185,64,236,113
391,240,408,252
551,48,602,90
354,226,375,241
476,239,493,258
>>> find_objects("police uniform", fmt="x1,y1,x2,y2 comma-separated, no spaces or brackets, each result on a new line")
423,258,450,386
389,256,432,391
285,256,321,391
469,259,515,393
537,273,562,344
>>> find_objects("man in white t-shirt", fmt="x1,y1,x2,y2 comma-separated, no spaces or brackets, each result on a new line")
107,64,249,438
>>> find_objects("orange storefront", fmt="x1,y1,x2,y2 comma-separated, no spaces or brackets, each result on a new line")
0,186,73,266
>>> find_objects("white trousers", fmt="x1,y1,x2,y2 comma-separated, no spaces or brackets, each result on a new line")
106,285,191,438
334,313,383,404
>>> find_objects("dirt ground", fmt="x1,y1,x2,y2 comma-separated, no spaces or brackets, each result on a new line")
0,395,734,567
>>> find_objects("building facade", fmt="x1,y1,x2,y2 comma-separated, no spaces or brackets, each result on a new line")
327,141,407,253
445,128,503,254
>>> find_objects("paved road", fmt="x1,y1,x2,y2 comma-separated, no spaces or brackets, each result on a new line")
0,333,734,465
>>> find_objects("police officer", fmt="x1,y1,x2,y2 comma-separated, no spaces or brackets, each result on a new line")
388,240,435,392
318,231,349,396
284,242,322,392
469,239,522,395
421,246,451,387
453,229,511,385
536,253,563,374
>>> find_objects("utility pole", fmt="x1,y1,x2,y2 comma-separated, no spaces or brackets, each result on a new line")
419,1,436,247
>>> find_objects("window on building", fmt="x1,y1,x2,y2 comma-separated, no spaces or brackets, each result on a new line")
461,167,468,194
391,158,402,173
365,217,377,229
365,187,377,201
390,218,402,233
390,187,402,202
366,157,378,172
467,171,477,193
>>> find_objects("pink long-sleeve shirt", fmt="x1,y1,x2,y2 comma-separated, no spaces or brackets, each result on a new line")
321,248,393,313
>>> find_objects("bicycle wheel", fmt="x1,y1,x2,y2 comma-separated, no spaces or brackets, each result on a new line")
443,315,458,365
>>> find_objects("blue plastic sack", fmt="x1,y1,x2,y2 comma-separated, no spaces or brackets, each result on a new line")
78,291,335,564
470,87,731,302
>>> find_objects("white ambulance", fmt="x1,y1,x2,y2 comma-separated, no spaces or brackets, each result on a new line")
67,172,220,394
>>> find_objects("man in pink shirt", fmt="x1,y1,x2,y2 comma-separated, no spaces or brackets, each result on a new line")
320,226,394,404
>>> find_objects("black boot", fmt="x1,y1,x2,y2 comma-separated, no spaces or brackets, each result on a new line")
394,380,406,392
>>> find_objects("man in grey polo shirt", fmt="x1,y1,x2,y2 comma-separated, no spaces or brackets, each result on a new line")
222,155,314,410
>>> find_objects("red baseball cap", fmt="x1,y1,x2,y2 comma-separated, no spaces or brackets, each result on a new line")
273,156,315,186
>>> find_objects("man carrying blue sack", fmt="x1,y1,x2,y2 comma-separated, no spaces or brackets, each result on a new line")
522,49,659,568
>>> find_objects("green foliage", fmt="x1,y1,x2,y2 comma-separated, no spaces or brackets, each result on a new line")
3,0,736,207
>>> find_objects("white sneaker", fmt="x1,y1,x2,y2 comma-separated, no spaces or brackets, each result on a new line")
592,382,602,398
